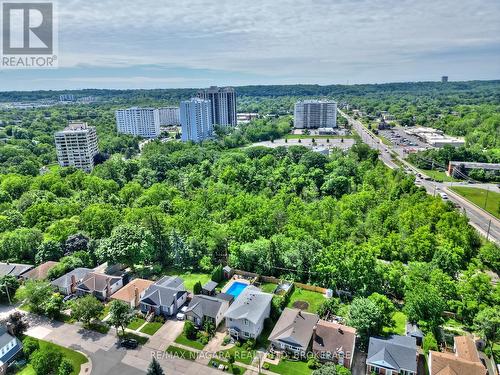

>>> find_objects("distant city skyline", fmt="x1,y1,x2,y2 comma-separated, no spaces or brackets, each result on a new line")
1,0,499,91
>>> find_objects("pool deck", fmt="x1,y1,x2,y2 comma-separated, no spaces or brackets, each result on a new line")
221,278,251,295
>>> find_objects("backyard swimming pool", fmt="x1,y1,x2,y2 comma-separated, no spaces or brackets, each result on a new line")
225,281,248,298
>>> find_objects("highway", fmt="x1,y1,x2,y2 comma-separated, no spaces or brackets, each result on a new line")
339,109,500,243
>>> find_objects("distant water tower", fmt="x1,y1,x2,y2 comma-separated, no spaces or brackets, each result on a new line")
441,76,448,83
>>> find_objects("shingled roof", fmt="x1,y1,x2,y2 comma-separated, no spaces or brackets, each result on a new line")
269,308,319,349
367,335,417,373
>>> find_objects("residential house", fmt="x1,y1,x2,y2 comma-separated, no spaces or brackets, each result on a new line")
0,263,33,279
75,272,123,301
51,267,91,295
269,308,319,357
185,295,230,328
140,276,187,317
0,326,22,375
428,336,486,375
214,292,234,305
201,280,218,296
312,320,356,369
366,335,417,375
21,261,58,281
224,285,273,340
110,278,153,308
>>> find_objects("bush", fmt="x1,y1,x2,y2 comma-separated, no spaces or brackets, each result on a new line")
423,332,438,354
308,356,320,369
30,347,62,375
153,315,165,324
244,339,255,350
211,265,223,283
183,320,197,340
193,281,202,295
197,331,210,345
235,341,241,347
58,358,74,375
262,363,270,370
22,336,39,358
222,335,231,346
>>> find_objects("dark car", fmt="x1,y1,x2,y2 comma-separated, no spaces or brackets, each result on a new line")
120,339,138,349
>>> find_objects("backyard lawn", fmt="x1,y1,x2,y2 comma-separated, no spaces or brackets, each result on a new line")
383,311,407,335
260,282,277,294
267,358,311,375
18,337,88,375
140,321,163,335
286,288,326,313
165,270,212,292
174,332,206,350
450,187,500,219
127,317,146,330
166,345,198,361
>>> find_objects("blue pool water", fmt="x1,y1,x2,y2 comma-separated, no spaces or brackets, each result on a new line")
226,282,248,298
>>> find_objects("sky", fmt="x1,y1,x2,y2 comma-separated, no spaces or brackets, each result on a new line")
1,0,500,91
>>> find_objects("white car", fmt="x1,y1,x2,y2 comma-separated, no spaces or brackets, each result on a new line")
439,192,448,199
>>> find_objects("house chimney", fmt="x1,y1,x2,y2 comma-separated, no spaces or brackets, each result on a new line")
70,274,76,294
134,287,139,307
338,328,344,335
312,325,317,342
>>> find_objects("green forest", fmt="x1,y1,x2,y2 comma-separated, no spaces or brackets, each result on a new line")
0,81,499,360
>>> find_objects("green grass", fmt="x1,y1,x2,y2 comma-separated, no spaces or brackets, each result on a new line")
285,134,352,139
267,358,312,375
164,270,212,292
85,322,110,334
450,187,500,219
127,317,146,330
100,303,111,319
260,282,277,294
209,358,246,374
140,321,163,335
286,288,326,313
383,311,407,335
166,345,198,361
174,332,206,350
218,344,256,365
18,337,88,375
420,169,458,182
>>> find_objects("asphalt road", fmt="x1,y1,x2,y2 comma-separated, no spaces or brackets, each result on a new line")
339,110,500,243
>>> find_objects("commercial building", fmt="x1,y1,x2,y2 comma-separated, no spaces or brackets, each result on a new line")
197,86,237,126
404,127,465,148
158,107,180,126
115,107,160,138
442,76,449,83
54,122,99,172
237,113,259,124
294,100,337,129
180,98,213,142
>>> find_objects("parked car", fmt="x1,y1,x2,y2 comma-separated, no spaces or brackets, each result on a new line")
439,192,448,199
120,338,138,349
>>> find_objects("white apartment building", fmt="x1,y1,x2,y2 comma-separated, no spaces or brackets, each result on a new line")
197,86,237,126
294,100,337,129
158,107,180,126
115,107,160,138
180,98,213,143
54,122,99,172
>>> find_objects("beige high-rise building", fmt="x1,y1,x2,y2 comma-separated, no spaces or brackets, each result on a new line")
54,122,99,172
197,86,237,126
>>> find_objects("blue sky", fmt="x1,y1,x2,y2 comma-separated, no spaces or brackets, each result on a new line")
1,0,500,91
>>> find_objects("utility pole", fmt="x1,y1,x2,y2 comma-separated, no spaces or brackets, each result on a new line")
484,188,489,209
486,219,491,241
4,284,11,305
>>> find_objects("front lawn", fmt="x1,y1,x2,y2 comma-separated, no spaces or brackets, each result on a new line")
209,358,246,374
450,187,500,219
140,322,163,335
119,332,149,345
127,317,146,330
267,358,312,375
100,303,111,319
166,345,198,361
174,332,206,350
383,311,407,335
218,344,255,365
18,337,88,375
286,288,325,313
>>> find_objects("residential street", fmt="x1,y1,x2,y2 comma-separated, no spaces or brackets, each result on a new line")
1,305,222,375
339,110,500,244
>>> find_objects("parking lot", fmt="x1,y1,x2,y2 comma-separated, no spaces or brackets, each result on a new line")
379,127,432,158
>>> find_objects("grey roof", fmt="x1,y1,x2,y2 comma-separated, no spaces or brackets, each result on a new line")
215,293,234,303
202,281,218,292
269,308,319,349
0,263,33,277
223,285,273,324
51,267,92,289
0,327,21,365
76,272,122,292
367,335,417,373
223,266,232,272
406,323,424,338
185,295,226,320
140,276,186,308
